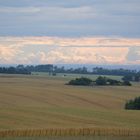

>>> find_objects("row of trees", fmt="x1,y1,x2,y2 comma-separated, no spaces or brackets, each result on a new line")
92,67,137,76
52,66,140,81
68,76,132,86
122,73,140,82
53,66,137,76
25,65,53,73
0,65,53,75
0,66,31,74
0,65,140,79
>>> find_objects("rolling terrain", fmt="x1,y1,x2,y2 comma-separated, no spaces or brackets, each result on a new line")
0,73,140,130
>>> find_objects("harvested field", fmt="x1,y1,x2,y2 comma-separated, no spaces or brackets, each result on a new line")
0,73,140,135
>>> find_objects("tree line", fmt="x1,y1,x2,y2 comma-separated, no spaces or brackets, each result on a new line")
0,64,140,81
0,65,53,75
53,66,140,81
53,66,137,76
122,73,140,82
0,65,31,74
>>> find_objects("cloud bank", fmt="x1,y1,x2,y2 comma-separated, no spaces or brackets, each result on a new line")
0,36,140,64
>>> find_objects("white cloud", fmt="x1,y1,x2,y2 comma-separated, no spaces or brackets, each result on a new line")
1,36,140,48
45,47,127,64
0,7,40,13
126,47,140,64
0,36,139,64
0,45,22,63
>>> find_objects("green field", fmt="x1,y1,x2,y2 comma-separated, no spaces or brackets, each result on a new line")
32,72,123,81
0,73,140,132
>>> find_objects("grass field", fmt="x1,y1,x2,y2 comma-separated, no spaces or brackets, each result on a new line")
0,73,140,137
32,72,123,81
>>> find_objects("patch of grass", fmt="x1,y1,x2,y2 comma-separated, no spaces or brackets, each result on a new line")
31,72,123,81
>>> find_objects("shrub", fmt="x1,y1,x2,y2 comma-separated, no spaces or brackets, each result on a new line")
95,76,132,86
95,76,107,85
68,76,132,86
68,77,92,86
125,97,140,110
107,79,121,85
123,80,132,86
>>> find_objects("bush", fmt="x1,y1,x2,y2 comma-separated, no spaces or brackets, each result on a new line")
107,79,121,85
95,76,132,86
125,97,140,110
123,80,132,86
68,77,93,86
68,76,132,86
95,76,107,85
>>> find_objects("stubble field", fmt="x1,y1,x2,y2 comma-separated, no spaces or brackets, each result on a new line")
0,73,140,139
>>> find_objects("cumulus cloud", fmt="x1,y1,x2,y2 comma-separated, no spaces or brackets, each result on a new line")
26,47,127,64
0,45,22,63
0,36,132,64
126,47,140,64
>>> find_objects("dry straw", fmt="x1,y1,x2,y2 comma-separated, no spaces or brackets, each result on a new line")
0,128,140,138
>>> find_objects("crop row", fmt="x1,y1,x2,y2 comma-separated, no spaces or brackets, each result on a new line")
0,128,140,138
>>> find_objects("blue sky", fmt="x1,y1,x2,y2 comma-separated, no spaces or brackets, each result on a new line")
0,0,140,64
0,0,140,37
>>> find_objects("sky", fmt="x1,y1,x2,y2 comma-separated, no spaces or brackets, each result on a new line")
0,0,140,65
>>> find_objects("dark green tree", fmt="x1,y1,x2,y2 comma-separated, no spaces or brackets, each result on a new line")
125,97,140,110
68,77,92,86
95,76,107,85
